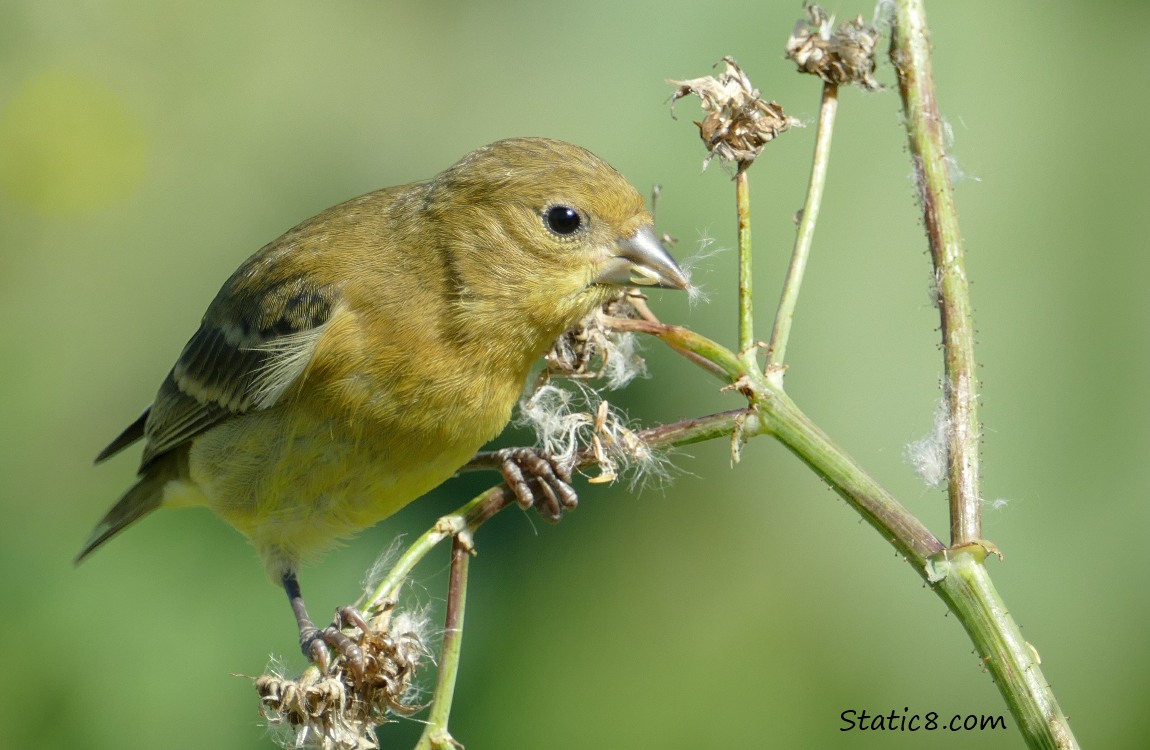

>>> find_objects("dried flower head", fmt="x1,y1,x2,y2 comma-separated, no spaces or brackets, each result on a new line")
543,293,648,390
257,605,429,750
669,57,797,170
785,4,882,90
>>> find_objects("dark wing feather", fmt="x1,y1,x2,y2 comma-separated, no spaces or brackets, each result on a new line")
97,267,341,470
140,274,339,468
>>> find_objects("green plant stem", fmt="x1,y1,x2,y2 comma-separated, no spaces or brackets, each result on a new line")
891,1,1076,745
603,317,745,383
766,82,838,372
931,551,1078,750
414,536,470,750
612,315,1078,748
634,408,748,448
736,166,755,362
891,0,981,546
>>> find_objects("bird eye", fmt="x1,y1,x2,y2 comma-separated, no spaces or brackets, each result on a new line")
544,205,582,236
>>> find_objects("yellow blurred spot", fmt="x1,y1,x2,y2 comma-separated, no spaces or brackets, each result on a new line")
0,72,147,215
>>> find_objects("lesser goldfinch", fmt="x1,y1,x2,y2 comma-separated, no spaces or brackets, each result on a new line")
80,137,687,667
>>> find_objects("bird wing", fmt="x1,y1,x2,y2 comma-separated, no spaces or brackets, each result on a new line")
97,272,340,470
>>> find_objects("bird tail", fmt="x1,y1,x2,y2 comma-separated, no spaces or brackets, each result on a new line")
76,455,179,564
95,407,150,463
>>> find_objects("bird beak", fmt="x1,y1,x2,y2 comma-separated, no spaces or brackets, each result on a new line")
595,226,690,290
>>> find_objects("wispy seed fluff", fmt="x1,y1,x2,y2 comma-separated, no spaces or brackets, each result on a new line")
677,232,728,307
517,383,671,489
904,398,949,488
527,296,676,487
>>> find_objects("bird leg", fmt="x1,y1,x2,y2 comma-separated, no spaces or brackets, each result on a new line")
282,571,369,681
495,447,578,521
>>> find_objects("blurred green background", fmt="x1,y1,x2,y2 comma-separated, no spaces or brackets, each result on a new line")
2,0,1146,747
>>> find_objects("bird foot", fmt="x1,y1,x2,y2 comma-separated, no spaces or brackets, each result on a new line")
496,447,578,522
300,606,370,682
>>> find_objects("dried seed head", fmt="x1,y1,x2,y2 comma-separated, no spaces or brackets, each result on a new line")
669,57,796,170
543,293,648,390
257,607,429,750
785,4,882,90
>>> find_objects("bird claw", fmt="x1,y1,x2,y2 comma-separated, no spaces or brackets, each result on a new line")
300,606,370,682
496,447,578,521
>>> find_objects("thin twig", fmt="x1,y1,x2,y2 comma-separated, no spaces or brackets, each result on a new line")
601,317,743,383
890,0,980,546
736,167,755,362
367,509,468,608
414,536,471,750
892,1,1077,746
766,82,839,374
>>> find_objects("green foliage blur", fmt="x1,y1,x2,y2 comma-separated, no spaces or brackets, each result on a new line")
2,0,1147,747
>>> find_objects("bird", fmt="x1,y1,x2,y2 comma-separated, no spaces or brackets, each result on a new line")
79,137,688,670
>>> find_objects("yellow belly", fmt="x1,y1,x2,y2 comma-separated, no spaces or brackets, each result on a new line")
170,402,489,580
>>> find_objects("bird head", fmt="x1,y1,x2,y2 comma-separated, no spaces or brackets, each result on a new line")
425,137,688,349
